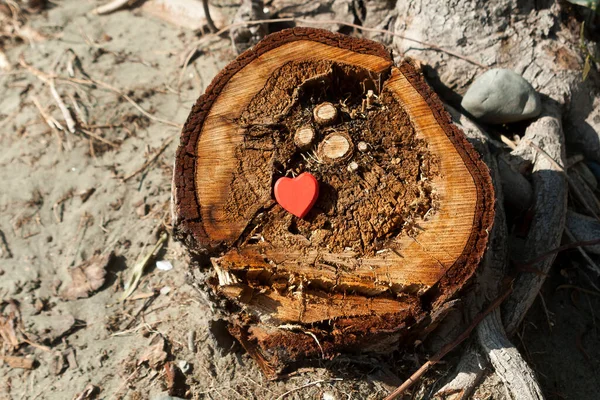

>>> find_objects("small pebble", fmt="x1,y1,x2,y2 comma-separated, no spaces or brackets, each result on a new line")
136,203,149,217
160,286,171,295
461,68,541,124
178,360,191,374
156,260,173,271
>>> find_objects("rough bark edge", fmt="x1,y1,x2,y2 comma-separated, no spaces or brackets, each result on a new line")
172,27,392,254
398,61,496,310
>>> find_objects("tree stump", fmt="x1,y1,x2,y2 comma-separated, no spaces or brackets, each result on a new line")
173,28,495,377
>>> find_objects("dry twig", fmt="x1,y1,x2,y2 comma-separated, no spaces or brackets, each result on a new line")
49,80,76,133
92,0,131,15
525,138,600,221
122,134,176,181
20,56,182,129
31,95,66,150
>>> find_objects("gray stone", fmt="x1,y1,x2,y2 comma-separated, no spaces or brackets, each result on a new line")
461,69,542,124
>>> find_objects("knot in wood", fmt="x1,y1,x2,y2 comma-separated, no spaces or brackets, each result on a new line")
313,102,338,125
318,132,353,164
294,126,315,149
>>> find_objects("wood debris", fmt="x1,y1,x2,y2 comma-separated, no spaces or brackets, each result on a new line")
61,252,113,300
137,336,167,370
0,355,35,370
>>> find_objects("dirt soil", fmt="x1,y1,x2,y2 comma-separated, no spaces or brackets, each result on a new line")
0,1,599,400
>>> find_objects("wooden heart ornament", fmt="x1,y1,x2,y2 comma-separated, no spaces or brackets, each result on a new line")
274,172,319,218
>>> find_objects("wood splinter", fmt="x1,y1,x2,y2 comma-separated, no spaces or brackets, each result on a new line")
294,126,316,149
318,132,353,164
313,102,338,125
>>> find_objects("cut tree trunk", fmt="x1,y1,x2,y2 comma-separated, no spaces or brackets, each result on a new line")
173,27,495,377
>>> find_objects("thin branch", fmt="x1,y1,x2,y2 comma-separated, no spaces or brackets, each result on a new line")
564,227,600,277
49,80,76,133
122,134,176,181
384,287,512,400
30,95,64,151
202,0,218,33
518,237,600,268
80,128,119,148
77,76,182,128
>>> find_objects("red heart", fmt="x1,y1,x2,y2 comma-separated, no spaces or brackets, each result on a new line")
274,172,319,218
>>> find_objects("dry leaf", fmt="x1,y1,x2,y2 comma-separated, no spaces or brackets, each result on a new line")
583,55,592,81
0,303,22,350
137,336,167,370
61,252,113,300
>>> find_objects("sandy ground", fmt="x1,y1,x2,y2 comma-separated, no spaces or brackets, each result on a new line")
0,1,599,399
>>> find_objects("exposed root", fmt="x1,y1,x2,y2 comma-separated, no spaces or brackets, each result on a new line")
444,106,545,400
503,100,568,335
477,309,544,400
566,210,600,258
434,347,486,400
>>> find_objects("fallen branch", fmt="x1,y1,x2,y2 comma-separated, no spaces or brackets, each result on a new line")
477,309,544,400
434,348,487,400
442,105,544,400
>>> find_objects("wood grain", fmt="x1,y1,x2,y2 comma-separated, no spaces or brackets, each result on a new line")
173,27,494,376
